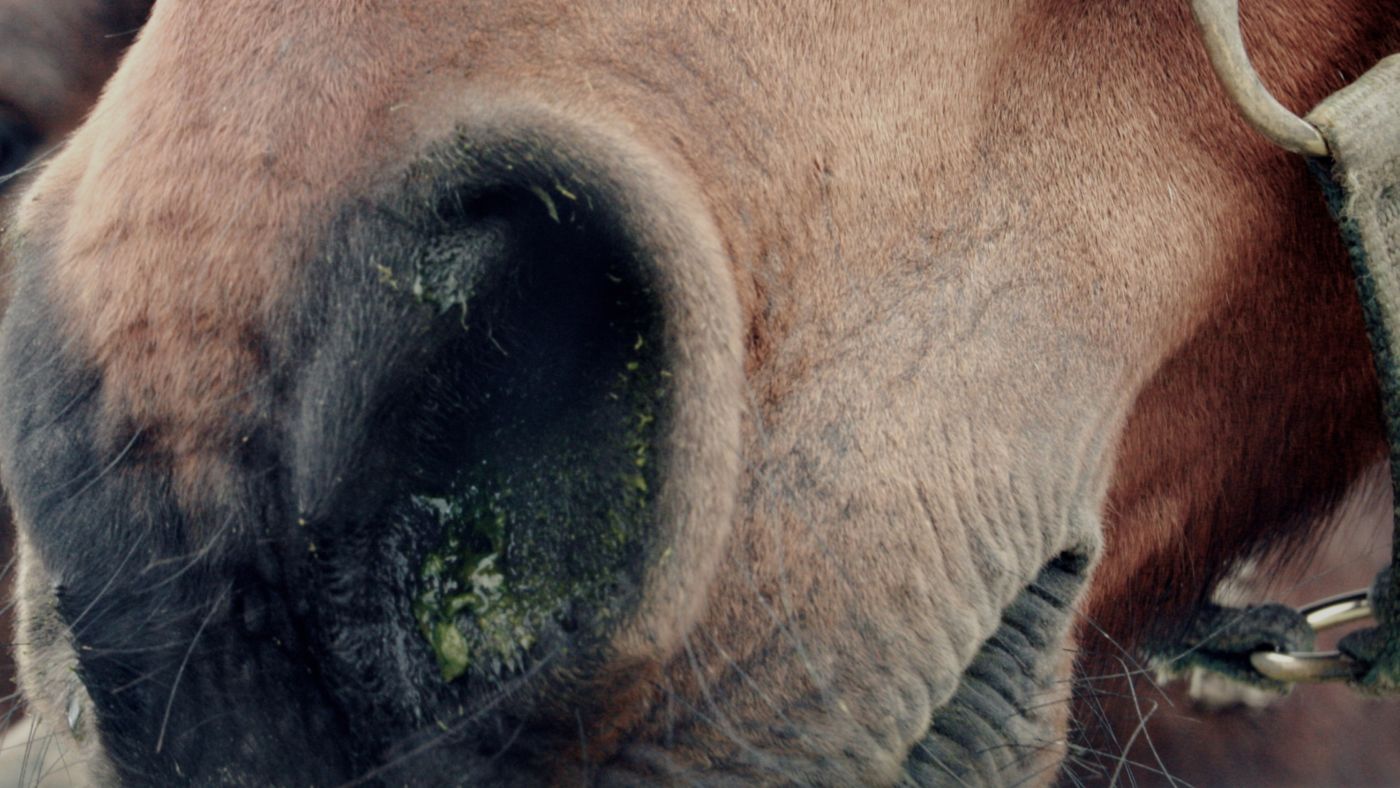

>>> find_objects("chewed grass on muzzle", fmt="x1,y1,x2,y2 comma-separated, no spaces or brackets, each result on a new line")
353,171,670,684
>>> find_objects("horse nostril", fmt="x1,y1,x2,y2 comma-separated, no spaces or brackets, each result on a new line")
296,170,670,711
390,189,666,682
0,102,742,780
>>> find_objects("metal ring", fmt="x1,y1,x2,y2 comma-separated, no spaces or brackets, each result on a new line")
1251,649,1361,683
1190,0,1329,157
1249,589,1372,683
1302,589,1372,631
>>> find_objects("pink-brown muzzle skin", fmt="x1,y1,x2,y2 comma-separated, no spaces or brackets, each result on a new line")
0,0,1395,786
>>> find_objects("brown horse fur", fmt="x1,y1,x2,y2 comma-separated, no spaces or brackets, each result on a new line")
1,0,1400,785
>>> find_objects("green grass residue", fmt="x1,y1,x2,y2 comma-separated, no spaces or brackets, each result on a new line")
411,338,663,682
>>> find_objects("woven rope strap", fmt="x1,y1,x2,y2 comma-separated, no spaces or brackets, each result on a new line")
1307,54,1400,694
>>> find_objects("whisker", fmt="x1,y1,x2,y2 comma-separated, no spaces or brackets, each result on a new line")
330,641,564,788
154,584,227,753
0,139,67,190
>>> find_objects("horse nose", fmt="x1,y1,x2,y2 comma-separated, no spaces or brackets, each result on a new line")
275,118,746,753
0,104,743,783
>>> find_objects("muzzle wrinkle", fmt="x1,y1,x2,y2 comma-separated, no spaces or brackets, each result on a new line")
903,553,1088,788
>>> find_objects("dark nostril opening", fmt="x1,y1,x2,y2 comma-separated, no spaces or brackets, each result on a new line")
310,180,669,703
388,187,666,682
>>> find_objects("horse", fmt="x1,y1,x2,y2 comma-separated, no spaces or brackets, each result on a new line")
0,0,1398,785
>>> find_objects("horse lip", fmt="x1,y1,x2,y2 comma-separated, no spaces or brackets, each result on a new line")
905,551,1090,787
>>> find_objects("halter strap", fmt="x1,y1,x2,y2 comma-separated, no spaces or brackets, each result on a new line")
1303,57,1400,693
1174,0,1400,694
